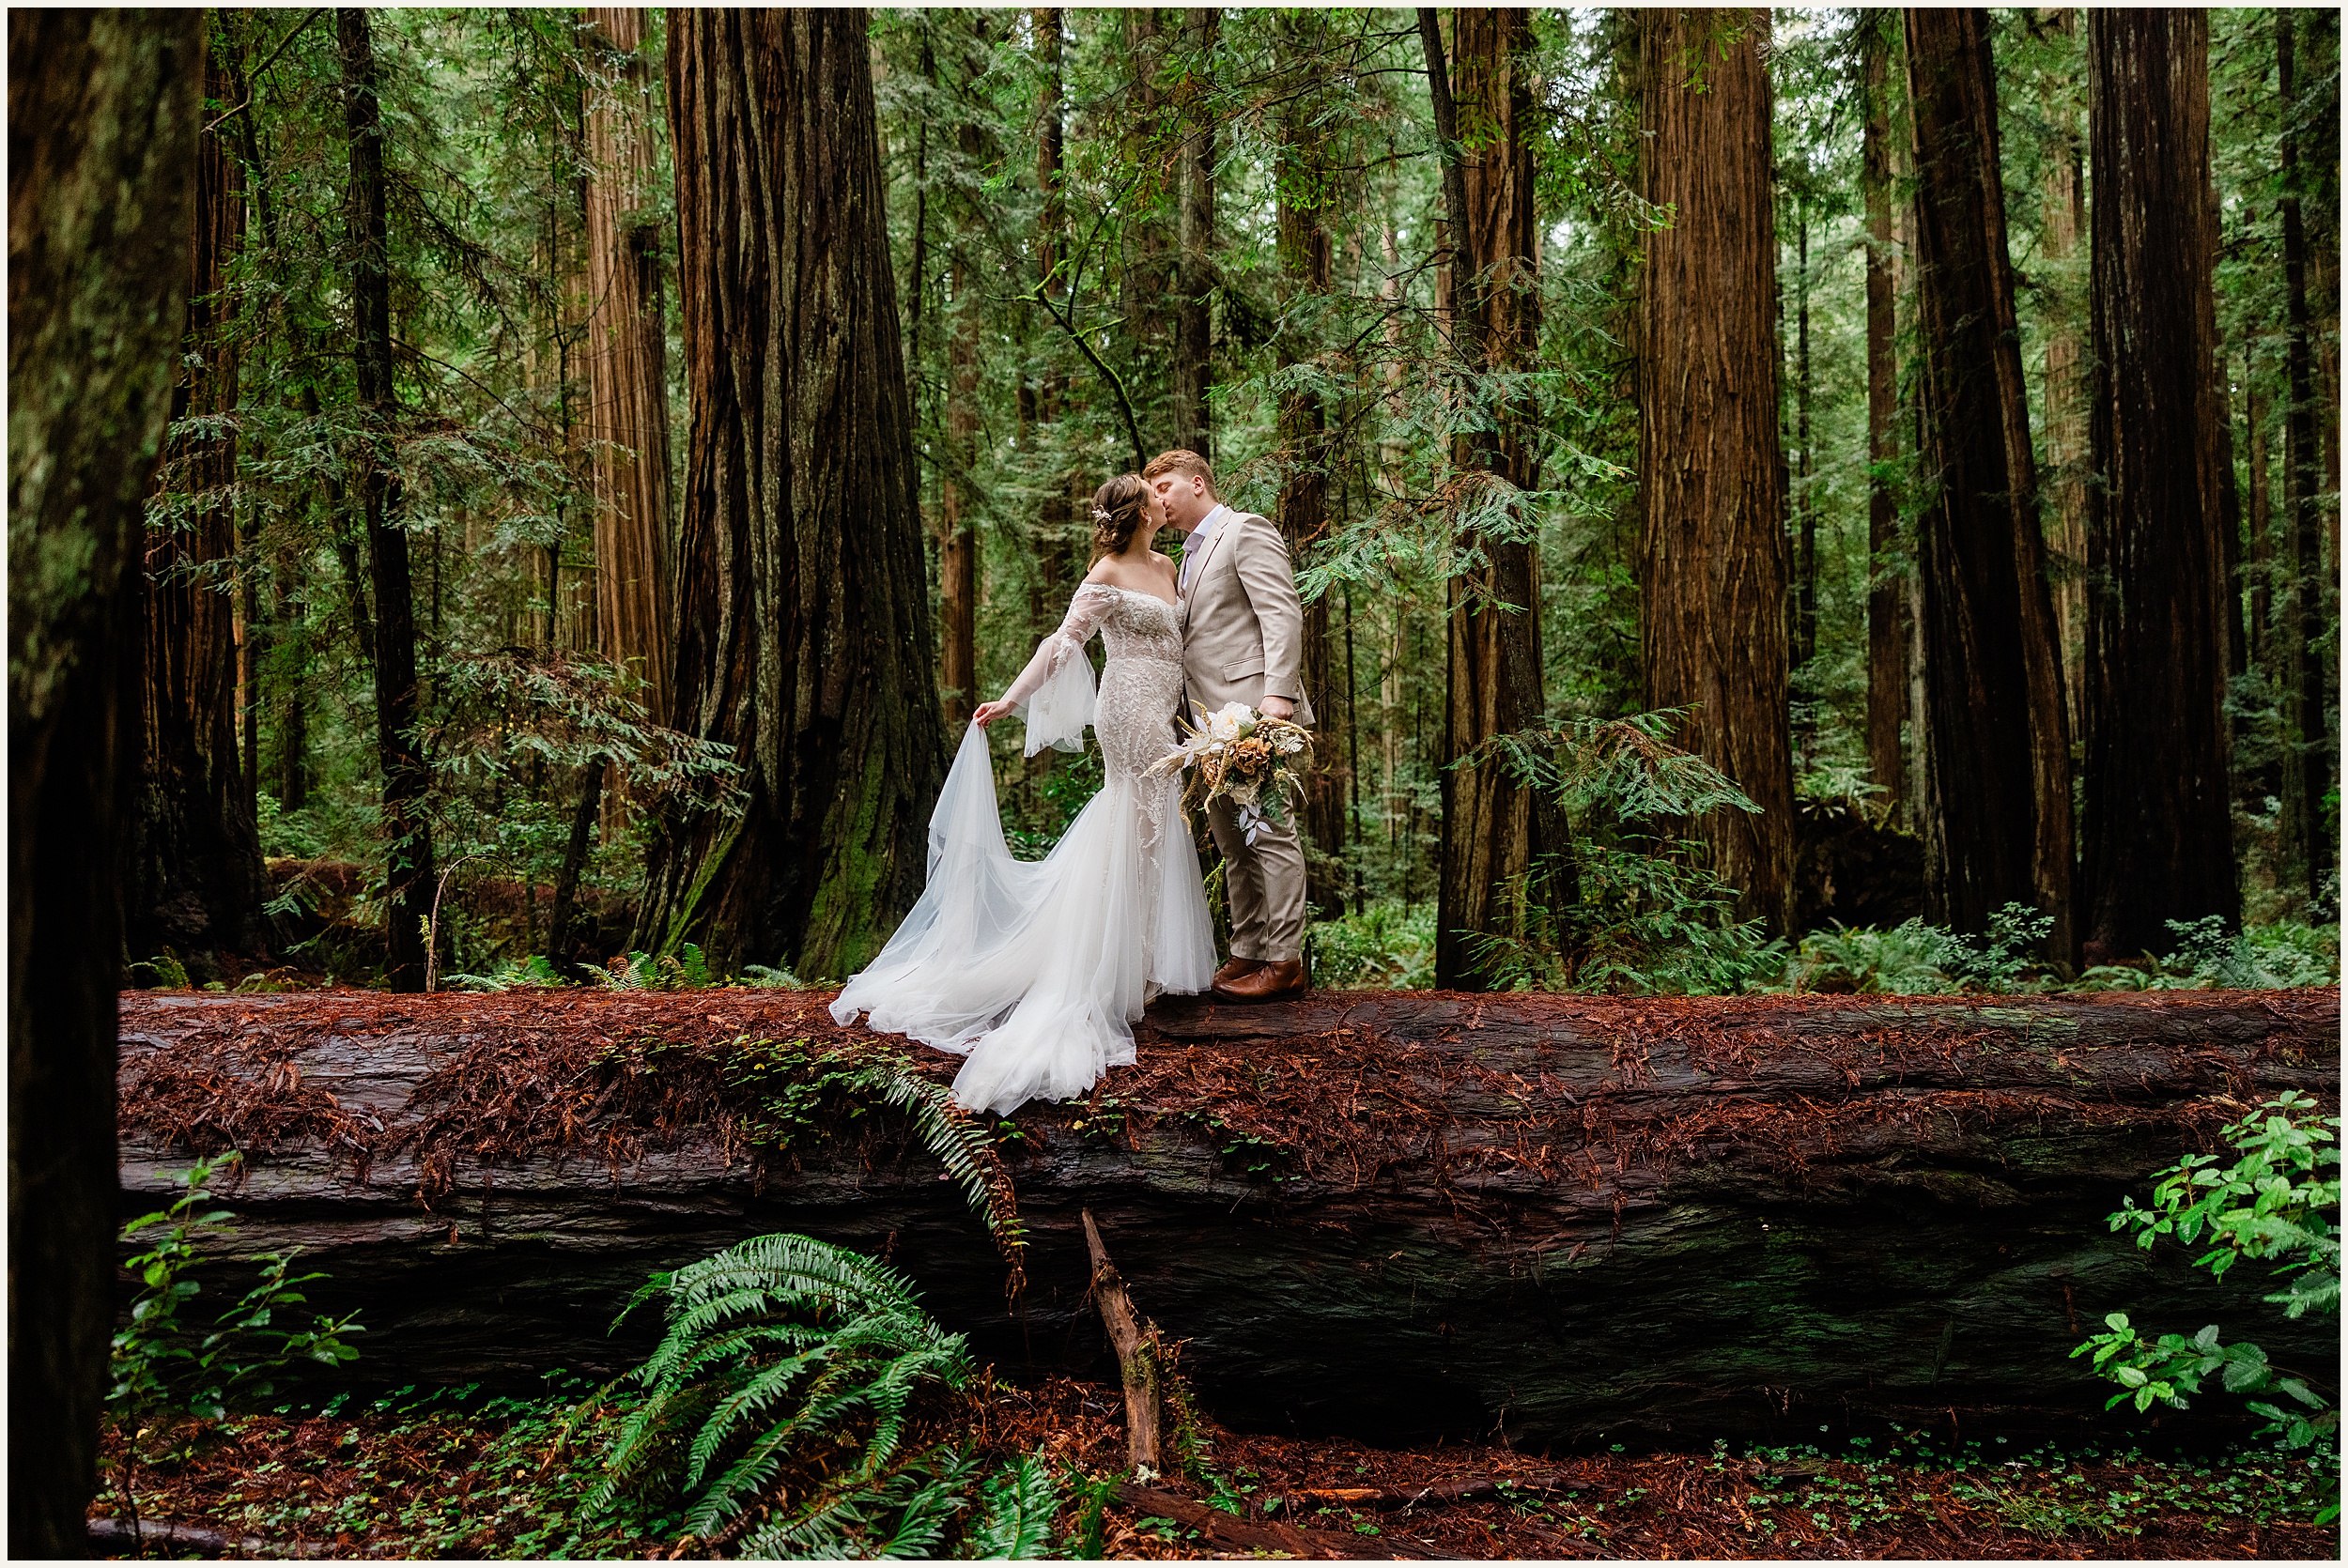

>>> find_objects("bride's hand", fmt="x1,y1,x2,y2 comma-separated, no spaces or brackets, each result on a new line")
971,699,1017,729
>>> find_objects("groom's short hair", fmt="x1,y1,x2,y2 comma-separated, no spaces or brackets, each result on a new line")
1144,449,1217,499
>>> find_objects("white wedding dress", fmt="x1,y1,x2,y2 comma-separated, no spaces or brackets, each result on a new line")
830,582,1216,1115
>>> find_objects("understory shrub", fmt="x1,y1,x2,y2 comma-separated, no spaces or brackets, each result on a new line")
1465,710,1784,993
2074,1090,2340,1523
1309,899,1437,988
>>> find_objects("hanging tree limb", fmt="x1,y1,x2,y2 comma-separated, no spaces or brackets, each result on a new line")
1030,278,1147,473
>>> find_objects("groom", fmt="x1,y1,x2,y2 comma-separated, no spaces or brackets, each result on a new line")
1145,449,1315,1003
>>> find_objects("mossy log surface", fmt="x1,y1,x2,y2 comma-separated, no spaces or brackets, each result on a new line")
116,987,2337,1445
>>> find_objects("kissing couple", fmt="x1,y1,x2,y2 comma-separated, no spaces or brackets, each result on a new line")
830,449,1316,1116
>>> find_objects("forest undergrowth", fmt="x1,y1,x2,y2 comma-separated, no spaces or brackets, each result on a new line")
92,1373,2340,1560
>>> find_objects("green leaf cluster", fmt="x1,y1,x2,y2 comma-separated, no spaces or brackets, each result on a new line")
2074,1091,2340,1519
110,1154,364,1432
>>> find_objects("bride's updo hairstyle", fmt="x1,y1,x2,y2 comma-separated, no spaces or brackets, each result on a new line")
1089,473,1149,561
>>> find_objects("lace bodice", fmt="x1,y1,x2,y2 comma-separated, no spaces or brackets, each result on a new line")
1002,582,1183,705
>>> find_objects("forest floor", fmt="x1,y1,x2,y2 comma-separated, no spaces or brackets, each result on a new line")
92,1372,2337,1560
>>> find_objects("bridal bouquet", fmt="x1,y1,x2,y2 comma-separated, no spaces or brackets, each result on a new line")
1148,701,1315,845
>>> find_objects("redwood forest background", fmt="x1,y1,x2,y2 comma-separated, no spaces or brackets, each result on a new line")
95,6,2343,1001
8,8,2343,1559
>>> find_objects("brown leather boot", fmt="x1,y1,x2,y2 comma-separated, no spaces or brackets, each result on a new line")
1212,956,1265,990
1213,958,1305,1002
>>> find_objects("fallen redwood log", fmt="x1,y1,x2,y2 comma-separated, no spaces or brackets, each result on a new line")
116,987,2337,1446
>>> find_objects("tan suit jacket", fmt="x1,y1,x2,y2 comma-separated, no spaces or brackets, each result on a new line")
1177,509,1317,728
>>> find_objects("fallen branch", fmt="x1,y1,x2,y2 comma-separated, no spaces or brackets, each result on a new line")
1282,1472,1593,1512
1082,1208,1163,1479
85,1515,327,1558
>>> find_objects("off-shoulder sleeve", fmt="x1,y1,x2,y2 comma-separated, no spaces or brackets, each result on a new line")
1000,581,1118,756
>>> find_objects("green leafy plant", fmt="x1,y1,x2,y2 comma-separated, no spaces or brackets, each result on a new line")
106,1154,364,1547
1308,899,1437,989
440,952,570,992
129,949,194,990
111,1154,365,1428
2078,916,2343,992
1783,903,2053,994
2074,1091,2340,1521
586,1234,1056,1558
595,944,716,991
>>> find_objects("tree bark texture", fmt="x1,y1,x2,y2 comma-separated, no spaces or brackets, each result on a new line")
1635,8,1796,934
1172,8,1217,459
340,8,436,994
116,987,2338,1446
1426,9,1568,988
640,9,947,980
2033,8,2090,746
1274,16,1342,918
1861,15,1906,816
1028,7,1075,648
2276,11,2335,903
132,37,271,974
1902,8,2075,958
582,7,675,725
8,13,204,1554
2081,9,2238,962
939,250,981,728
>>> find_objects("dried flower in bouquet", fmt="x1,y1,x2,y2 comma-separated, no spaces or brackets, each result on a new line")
1147,701,1315,845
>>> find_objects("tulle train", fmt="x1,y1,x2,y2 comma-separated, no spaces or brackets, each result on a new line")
830,724,1214,1115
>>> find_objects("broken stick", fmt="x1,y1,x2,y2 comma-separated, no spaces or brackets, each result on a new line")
1081,1207,1163,1478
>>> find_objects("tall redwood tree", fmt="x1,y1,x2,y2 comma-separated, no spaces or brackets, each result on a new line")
1422,8,1571,987
1861,11,1905,814
582,6,676,724
131,33,271,975
1634,7,1795,934
1903,7,2075,957
340,7,436,992
2079,8,2237,959
9,13,205,1552
639,8,946,978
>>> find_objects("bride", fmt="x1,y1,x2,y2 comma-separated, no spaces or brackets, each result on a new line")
829,473,1215,1115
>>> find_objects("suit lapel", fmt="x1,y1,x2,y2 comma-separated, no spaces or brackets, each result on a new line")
1179,510,1239,630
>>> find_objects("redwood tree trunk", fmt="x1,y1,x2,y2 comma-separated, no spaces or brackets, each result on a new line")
1426,8,1569,988
8,12,204,1552
1635,8,1795,934
1172,8,1217,458
2034,8,2090,745
2276,11,2333,903
939,249,981,728
1030,8,1074,648
2080,8,2238,961
1862,13,1905,814
132,36,270,975
1903,8,2075,958
341,8,435,993
1275,13,1342,919
937,21,988,729
583,7,675,724
639,8,947,979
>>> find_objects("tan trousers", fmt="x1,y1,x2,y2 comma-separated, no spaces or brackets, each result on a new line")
1207,794,1308,962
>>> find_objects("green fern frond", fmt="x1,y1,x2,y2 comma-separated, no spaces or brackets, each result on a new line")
967,1450,1061,1560
595,1233,976,1547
